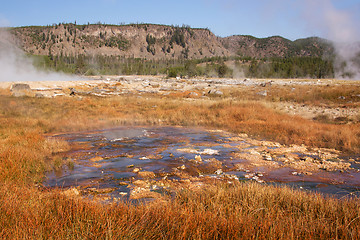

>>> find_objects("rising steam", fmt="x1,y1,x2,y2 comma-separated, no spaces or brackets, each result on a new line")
0,28,80,82
300,0,360,79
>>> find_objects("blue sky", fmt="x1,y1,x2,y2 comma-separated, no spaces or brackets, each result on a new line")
1,0,359,40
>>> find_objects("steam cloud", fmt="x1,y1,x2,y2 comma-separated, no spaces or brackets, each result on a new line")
0,28,80,82
300,0,360,79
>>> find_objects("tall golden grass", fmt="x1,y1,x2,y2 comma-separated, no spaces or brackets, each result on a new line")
0,181,359,239
0,91,359,239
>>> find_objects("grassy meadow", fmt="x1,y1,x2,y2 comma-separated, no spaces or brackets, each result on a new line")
0,83,360,239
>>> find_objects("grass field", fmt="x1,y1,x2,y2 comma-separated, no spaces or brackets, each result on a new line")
0,81,360,239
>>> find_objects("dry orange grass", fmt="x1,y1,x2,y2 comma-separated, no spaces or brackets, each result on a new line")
0,122,69,184
0,181,359,239
224,83,360,107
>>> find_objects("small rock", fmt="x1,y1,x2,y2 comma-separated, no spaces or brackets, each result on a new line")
11,83,31,92
208,89,223,96
260,82,272,87
245,173,254,178
188,92,199,97
226,174,239,181
151,185,159,190
257,90,267,96
133,168,140,173
132,180,149,187
137,171,156,179
238,133,248,138
150,83,160,88
11,83,33,97
90,156,103,162
200,149,219,155
215,90,223,95
69,88,77,96
215,169,223,175
263,154,272,161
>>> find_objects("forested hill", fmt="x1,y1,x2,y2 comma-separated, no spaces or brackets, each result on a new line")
8,23,334,59
221,35,334,58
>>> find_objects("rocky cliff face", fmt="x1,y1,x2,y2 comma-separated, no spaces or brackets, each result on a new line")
8,23,334,59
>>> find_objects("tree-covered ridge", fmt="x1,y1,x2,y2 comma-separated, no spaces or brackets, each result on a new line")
3,23,345,78
8,22,335,61
221,35,334,58
9,23,223,60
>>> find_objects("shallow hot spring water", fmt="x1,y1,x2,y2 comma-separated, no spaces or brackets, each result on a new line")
44,126,360,200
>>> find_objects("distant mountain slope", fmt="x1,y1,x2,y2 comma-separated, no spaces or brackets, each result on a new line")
7,23,335,59
221,35,334,58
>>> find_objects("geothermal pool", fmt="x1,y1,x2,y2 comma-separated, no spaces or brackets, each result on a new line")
44,126,360,200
